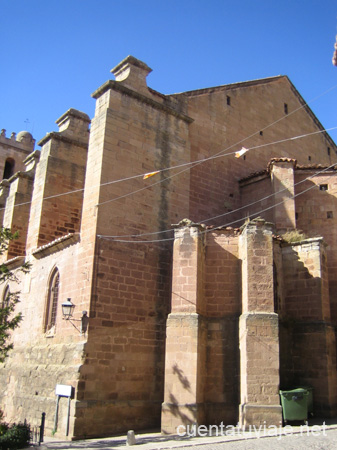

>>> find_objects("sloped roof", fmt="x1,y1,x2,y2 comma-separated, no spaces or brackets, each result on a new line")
170,75,337,152
172,75,285,97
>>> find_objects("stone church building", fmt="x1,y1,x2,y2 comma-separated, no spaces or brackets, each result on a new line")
1,56,337,439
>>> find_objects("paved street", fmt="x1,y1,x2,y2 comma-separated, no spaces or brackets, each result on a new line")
186,428,337,450
29,421,337,450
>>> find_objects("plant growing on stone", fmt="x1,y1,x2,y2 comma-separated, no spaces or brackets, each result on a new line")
0,228,30,363
281,230,308,243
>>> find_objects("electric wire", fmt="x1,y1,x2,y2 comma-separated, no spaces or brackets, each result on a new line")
2,80,337,212
1,125,336,214
98,162,337,240
95,81,337,208
1,82,337,241
95,125,337,207
103,165,337,244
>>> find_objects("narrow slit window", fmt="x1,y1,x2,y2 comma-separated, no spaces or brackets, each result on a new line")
284,103,288,114
226,95,231,106
327,211,333,219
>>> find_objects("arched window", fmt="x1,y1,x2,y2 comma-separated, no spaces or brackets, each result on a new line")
1,285,10,309
0,286,10,325
45,268,60,332
3,158,15,180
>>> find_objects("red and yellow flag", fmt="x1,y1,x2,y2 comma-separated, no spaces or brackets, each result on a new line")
143,171,160,180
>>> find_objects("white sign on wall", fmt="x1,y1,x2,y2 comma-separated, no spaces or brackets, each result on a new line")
55,384,73,397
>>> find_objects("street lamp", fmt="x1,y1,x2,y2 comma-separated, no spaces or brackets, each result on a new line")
61,298,89,334
61,298,75,319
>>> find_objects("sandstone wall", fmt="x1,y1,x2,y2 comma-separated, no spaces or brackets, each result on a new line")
26,110,89,252
74,240,171,437
295,170,337,324
203,231,240,425
162,220,283,433
71,57,192,437
2,57,337,439
175,77,336,226
0,130,35,179
240,175,274,225
0,239,88,438
280,239,337,416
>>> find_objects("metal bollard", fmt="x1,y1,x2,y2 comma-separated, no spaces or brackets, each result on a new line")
39,412,46,445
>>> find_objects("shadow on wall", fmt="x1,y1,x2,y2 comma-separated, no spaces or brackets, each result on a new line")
204,234,241,426
172,363,192,392
295,175,337,325
279,242,337,417
162,363,197,435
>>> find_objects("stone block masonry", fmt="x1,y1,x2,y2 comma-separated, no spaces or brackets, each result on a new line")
280,238,337,416
26,109,89,252
239,218,282,427
162,223,206,434
1,55,337,439
1,151,39,260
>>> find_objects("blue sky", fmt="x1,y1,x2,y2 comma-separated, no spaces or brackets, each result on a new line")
1,0,337,144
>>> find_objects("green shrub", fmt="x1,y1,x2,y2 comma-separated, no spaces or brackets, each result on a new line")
0,410,7,438
0,421,31,449
0,422,8,436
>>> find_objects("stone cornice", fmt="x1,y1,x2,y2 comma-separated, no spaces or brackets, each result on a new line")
285,77,337,153
205,225,241,235
281,236,326,248
32,233,80,259
23,150,40,165
91,80,194,124
7,170,34,183
0,179,10,188
55,108,90,126
111,55,152,77
240,161,337,185
239,171,269,186
174,75,285,98
0,136,34,152
268,157,297,171
4,256,25,269
37,132,88,149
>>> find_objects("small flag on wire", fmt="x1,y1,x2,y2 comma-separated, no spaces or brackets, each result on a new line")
235,147,249,158
143,170,160,180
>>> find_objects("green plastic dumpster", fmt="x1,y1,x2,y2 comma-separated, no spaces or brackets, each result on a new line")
279,388,309,423
295,386,313,416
